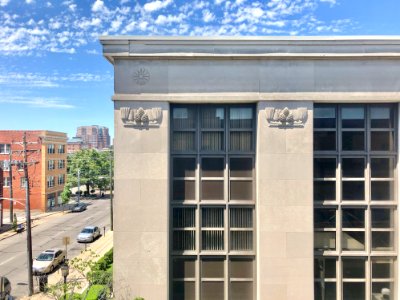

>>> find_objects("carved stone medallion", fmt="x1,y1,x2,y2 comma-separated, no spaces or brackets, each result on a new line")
133,68,150,85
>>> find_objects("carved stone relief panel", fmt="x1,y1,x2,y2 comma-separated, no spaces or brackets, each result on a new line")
265,107,308,127
120,107,162,127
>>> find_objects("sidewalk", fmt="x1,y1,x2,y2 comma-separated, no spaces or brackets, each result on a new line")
20,231,114,300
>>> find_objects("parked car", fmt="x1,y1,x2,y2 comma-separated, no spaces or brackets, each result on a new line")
32,249,66,275
77,226,101,243
0,276,11,300
71,202,87,212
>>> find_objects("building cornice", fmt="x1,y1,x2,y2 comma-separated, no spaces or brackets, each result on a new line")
100,36,400,64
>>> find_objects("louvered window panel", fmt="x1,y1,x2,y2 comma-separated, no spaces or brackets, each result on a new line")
173,208,196,251
173,230,196,251
230,208,253,251
202,207,224,250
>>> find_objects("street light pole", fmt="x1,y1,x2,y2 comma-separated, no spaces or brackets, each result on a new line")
8,150,14,223
22,132,34,296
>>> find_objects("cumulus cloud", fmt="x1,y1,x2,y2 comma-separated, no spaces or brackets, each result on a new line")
0,97,75,109
91,0,109,14
202,10,215,22
143,0,173,12
320,0,336,5
155,14,184,25
0,0,10,6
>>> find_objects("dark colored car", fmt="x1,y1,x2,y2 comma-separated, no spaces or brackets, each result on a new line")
71,202,87,212
0,276,12,300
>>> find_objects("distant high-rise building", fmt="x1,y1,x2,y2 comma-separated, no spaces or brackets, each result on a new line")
76,125,110,150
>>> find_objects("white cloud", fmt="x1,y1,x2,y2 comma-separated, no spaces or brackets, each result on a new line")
139,21,148,30
0,97,75,109
91,0,109,14
143,0,173,12
86,49,99,54
46,1,52,7
26,0,34,3
0,0,10,6
69,3,77,11
215,0,224,4
111,16,125,32
320,0,336,5
202,10,215,22
155,14,184,25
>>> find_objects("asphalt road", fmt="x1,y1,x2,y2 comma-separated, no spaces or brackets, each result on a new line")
0,199,111,299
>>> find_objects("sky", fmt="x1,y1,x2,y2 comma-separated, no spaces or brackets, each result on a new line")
1,0,400,140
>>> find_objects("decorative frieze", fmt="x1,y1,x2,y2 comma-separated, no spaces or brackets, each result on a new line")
120,107,162,127
265,107,308,127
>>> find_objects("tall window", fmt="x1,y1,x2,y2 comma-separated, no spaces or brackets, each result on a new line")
47,176,55,188
47,144,55,154
3,177,10,187
58,160,65,169
58,174,65,185
314,104,397,300
171,105,256,300
20,177,27,188
48,160,55,170
0,144,10,154
58,144,65,154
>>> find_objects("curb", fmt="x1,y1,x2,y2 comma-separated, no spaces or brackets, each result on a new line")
0,210,71,241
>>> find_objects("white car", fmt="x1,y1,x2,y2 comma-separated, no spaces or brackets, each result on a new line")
77,226,101,243
32,249,66,275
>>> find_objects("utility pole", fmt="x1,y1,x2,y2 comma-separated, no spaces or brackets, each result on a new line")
77,169,80,203
22,132,34,296
8,150,14,223
109,151,113,231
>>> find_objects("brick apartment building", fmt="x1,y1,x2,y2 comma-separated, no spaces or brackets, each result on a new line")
76,125,110,150
67,136,84,154
0,167,3,227
0,131,67,212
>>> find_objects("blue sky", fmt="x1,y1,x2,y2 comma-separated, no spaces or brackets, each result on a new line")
1,0,400,140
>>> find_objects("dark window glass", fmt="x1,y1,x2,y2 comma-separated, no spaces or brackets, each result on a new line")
341,107,365,128
314,282,336,300
201,107,224,129
342,158,364,178
372,260,393,278
230,282,253,300
372,232,394,251
314,258,336,279
173,158,196,178
230,259,253,278
201,282,224,300
371,158,394,178
314,132,336,151
230,157,253,177
342,208,365,228
342,259,365,278
343,283,365,300
173,259,196,278
201,132,224,151
202,231,224,251
173,180,195,201
371,106,394,128
314,232,336,250
202,259,224,278
173,282,195,300
202,158,224,177
371,181,393,201
230,208,253,227
314,181,336,201
229,107,253,129
342,181,364,201
202,208,224,228
314,106,336,128
230,181,253,201
371,131,394,151
173,132,196,152
371,209,393,228
201,181,224,200
314,208,336,228
342,231,365,251
230,132,253,151
342,131,365,151
372,282,393,300
314,158,336,178
173,207,195,228
230,231,253,250
173,107,196,129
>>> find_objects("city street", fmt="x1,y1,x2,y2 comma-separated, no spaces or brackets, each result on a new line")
0,199,111,299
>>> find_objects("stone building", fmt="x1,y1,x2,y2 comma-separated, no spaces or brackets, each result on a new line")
101,36,399,300
76,125,111,150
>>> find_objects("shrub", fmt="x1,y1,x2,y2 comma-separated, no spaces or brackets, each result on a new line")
86,285,107,300
12,213,18,231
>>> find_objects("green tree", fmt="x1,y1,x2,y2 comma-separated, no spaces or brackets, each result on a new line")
61,182,72,204
67,149,112,194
